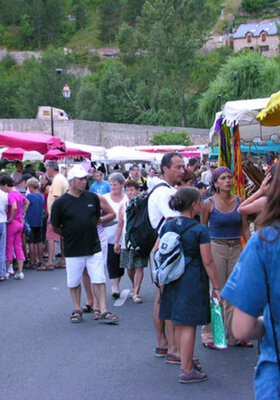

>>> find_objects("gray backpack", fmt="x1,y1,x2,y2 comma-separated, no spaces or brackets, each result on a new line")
152,221,197,286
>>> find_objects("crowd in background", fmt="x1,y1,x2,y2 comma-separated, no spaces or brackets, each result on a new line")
0,157,211,284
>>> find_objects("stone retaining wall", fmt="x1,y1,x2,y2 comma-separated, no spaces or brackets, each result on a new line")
0,119,209,147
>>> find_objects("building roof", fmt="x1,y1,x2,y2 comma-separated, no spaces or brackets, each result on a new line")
233,20,280,39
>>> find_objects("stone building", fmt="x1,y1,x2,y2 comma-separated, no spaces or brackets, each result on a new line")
233,20,280,57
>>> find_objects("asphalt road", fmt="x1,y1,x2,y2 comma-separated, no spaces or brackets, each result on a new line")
1,268,257,400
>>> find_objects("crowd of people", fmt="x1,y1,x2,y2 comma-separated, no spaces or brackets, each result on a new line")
0,154,279,397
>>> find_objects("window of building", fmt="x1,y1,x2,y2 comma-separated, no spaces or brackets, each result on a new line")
260,45,269,52
261,32,266,42
247,33,252,43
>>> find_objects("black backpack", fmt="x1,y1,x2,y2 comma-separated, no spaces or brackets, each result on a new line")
125,183,169,257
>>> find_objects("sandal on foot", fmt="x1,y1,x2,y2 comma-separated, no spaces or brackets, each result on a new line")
55,262,66,268
98,311,119,325
112,292,120,299
82,304,93,313
93,309,101,320
154,347,168,357
70,310,83,323
37,265,47,271
132,294,143,304
203,341,219,350
44,264,54,271
236,340,254,348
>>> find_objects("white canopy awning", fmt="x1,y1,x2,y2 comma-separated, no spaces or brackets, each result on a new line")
209,98,280,145
106,146,159,163
65,141,107,160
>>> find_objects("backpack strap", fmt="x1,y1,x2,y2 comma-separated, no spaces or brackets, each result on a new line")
148,182,171,231
179,220,199,237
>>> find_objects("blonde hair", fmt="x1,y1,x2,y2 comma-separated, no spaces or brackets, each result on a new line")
26,177,39,189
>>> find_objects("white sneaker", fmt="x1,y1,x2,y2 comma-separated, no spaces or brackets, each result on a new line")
8,264,14,275
14,272,24,280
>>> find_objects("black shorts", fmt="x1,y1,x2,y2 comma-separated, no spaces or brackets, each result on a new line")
28,227,42,244
106,244,124,279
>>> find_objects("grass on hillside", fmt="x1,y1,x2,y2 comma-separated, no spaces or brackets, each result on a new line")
66,5,103,51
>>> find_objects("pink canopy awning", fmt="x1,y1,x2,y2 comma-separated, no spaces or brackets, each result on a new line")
0,147,44,161
44,148,91,161
0,131,65,154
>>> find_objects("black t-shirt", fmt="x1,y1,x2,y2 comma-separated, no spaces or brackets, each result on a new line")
51,191,101,257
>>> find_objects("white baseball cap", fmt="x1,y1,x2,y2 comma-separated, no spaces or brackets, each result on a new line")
67,165,89,181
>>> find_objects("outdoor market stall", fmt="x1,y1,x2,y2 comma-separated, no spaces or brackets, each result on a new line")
65,141,107,161
0,147,44,161
0,131,65,154
209,92,280,197
44,148,91,161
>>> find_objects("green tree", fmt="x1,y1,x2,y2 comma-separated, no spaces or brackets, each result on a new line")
241,0,267,12
75,79,102,121
70,0,87,30
150,130,193,145
198,51,280,126
120,0,146,25
97,0,121,43
118,0,219,127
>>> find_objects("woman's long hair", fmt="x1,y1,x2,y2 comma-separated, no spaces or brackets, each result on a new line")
256,161,280,240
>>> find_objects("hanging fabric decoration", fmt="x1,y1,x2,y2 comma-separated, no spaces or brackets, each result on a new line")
233,125,246,199
217,121,231,169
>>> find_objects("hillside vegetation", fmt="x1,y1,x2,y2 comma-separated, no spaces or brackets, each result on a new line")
0,0,279,130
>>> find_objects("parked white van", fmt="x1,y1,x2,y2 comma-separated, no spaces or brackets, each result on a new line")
36,106,69,120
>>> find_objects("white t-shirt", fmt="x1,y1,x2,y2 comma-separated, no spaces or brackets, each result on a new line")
104,193,127,245
0,189,8,223
148,179,179,231
147,176,161,192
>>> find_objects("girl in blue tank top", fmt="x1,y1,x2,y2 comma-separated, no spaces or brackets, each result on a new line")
201,166,250,348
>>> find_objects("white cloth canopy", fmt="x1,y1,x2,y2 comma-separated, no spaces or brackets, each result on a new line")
209,98,280,145
65,141,107,160
106,146,159,162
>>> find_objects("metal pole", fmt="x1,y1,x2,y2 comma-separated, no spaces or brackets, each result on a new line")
51,105,54,136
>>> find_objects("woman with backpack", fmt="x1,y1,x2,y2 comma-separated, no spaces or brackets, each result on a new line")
222,161,280,399
158,187,221,383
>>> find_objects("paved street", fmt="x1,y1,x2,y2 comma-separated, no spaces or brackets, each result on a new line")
1,268,256,400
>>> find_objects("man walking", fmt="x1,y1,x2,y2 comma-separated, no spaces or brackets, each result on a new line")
51,164,118,324
148,152,185,359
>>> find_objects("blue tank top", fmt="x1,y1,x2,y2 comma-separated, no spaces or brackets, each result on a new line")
209,196,242,239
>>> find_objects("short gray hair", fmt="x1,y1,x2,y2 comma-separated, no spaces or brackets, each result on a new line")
45,160,59,171
108,172,125,185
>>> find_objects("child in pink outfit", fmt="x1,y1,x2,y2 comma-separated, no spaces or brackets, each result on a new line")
0,175,29,280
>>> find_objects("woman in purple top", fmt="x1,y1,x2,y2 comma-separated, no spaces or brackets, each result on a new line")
0,175,29,280
201,166,250,348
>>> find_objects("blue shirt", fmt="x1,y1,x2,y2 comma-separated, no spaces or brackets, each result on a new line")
222,227,280,400
89,180,111,195
26,193,45,227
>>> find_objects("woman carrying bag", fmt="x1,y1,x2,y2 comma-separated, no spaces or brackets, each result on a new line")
201,166,250,348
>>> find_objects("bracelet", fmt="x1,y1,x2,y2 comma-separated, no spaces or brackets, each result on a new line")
213,288,221,291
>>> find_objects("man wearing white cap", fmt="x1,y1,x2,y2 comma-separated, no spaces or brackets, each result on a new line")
51,165,119,324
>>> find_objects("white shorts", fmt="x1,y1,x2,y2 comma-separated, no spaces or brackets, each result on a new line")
66,252,105,288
